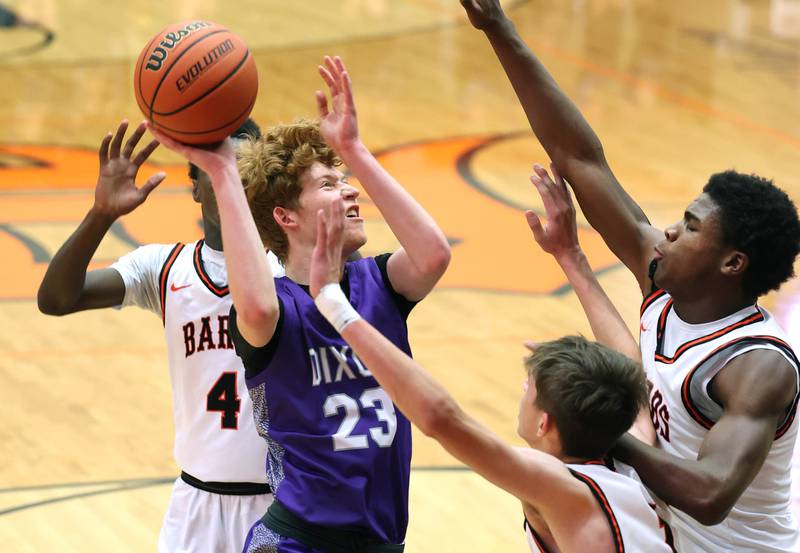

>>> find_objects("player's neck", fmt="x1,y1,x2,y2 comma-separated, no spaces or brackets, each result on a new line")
670,291,755,324
201,217,223,251
284,248,346,286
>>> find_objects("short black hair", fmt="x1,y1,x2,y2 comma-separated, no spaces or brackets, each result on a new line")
188,117,262,181
525,336,647,459
704,171,800,299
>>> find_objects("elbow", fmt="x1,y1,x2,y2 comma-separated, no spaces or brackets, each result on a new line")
236,299,279,330
37,291,71,316
423,240,451,278
417,398,460,440
553,144,607,175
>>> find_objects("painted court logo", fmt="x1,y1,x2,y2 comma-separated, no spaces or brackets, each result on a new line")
0,133,620,301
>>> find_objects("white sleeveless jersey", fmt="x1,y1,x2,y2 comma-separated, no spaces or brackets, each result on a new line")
524,459,675,553
112,240,283,483
640,289,800,552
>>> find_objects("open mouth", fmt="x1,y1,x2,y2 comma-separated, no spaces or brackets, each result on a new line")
345,205,360,219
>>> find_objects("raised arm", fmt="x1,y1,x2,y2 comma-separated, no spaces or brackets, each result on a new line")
613,350,797,524
148,127,279,347
308,197,613,553
527,163,655,444
460,0,662,293
37,121,164,315
316,56,450,301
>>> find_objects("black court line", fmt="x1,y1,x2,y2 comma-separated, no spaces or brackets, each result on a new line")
0,223,49,262
0,466,471,517
0,478,173,517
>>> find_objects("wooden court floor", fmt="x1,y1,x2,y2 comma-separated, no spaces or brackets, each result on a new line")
1,0,800,550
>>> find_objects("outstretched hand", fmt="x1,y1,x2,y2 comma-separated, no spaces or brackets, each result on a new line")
460,0,508,31
316,55,360,154
93,120,165,219
309,196,346,298
525,164,581,260
145,122,236,182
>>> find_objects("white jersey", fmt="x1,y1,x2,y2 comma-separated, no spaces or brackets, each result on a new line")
112,239,283,483
524,459,675,552
640,289,800,552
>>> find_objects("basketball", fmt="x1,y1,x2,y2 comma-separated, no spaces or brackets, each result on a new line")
133,20,258,144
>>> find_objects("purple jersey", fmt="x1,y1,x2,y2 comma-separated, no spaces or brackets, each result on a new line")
231,256,414,545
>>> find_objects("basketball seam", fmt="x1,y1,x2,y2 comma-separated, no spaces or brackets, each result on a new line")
150,48,251,117
147,29,228,120
149,95,256,136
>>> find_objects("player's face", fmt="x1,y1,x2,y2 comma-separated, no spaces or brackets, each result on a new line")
192,169,220,226
294,161,367,256
651,193,729,295
517,376,546,449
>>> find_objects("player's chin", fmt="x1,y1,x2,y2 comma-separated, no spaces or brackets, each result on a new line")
652,264,677,295
344,226,367,251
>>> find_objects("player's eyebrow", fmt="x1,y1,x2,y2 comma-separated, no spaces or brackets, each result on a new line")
684,210,701,223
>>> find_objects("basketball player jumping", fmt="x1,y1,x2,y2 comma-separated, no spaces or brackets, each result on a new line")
299,166,675,552
37,119,279,553
148,55,451,552
461,0,800,550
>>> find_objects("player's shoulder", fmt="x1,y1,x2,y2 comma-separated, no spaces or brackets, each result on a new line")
112,241,191,274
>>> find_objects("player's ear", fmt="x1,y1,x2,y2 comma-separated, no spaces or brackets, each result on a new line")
537,412,551,438
721,250,748,278
274,206,298,229
191,179,201,203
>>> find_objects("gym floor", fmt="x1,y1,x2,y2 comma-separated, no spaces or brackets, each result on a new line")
1,1,799,550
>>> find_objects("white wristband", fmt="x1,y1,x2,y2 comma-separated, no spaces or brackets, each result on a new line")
314,283,361,333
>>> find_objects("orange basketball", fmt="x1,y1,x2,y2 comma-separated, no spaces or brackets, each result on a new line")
133,21,258,144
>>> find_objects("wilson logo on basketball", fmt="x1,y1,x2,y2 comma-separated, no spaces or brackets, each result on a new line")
145,21,213,71
175,39,236,93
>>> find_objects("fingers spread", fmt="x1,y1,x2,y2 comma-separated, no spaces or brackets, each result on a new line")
98,132,113,165
315,90,329,118
318,64,336,91
131,138,160,167
123,121,147,159
110,120,128,159
525,210,545,243
316,208,328,250
141,171,167,198
342,71,355,109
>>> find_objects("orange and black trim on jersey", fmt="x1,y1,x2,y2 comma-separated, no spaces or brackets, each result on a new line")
193,240,229,297
523,517,553,553
654,302,764,364
158,242,185,325
569,470,625,553
681,335,799,438
640,288,667,318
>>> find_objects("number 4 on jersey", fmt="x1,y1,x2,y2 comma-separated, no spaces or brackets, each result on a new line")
207,372,241,429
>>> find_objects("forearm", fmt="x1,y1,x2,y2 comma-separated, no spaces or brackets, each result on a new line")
555,250,639,360
483,17,657,284
339,142,450,273
341,317,571,508
209,166,277,326
38,208,115,314
483,19,603,166
613,434,728,524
